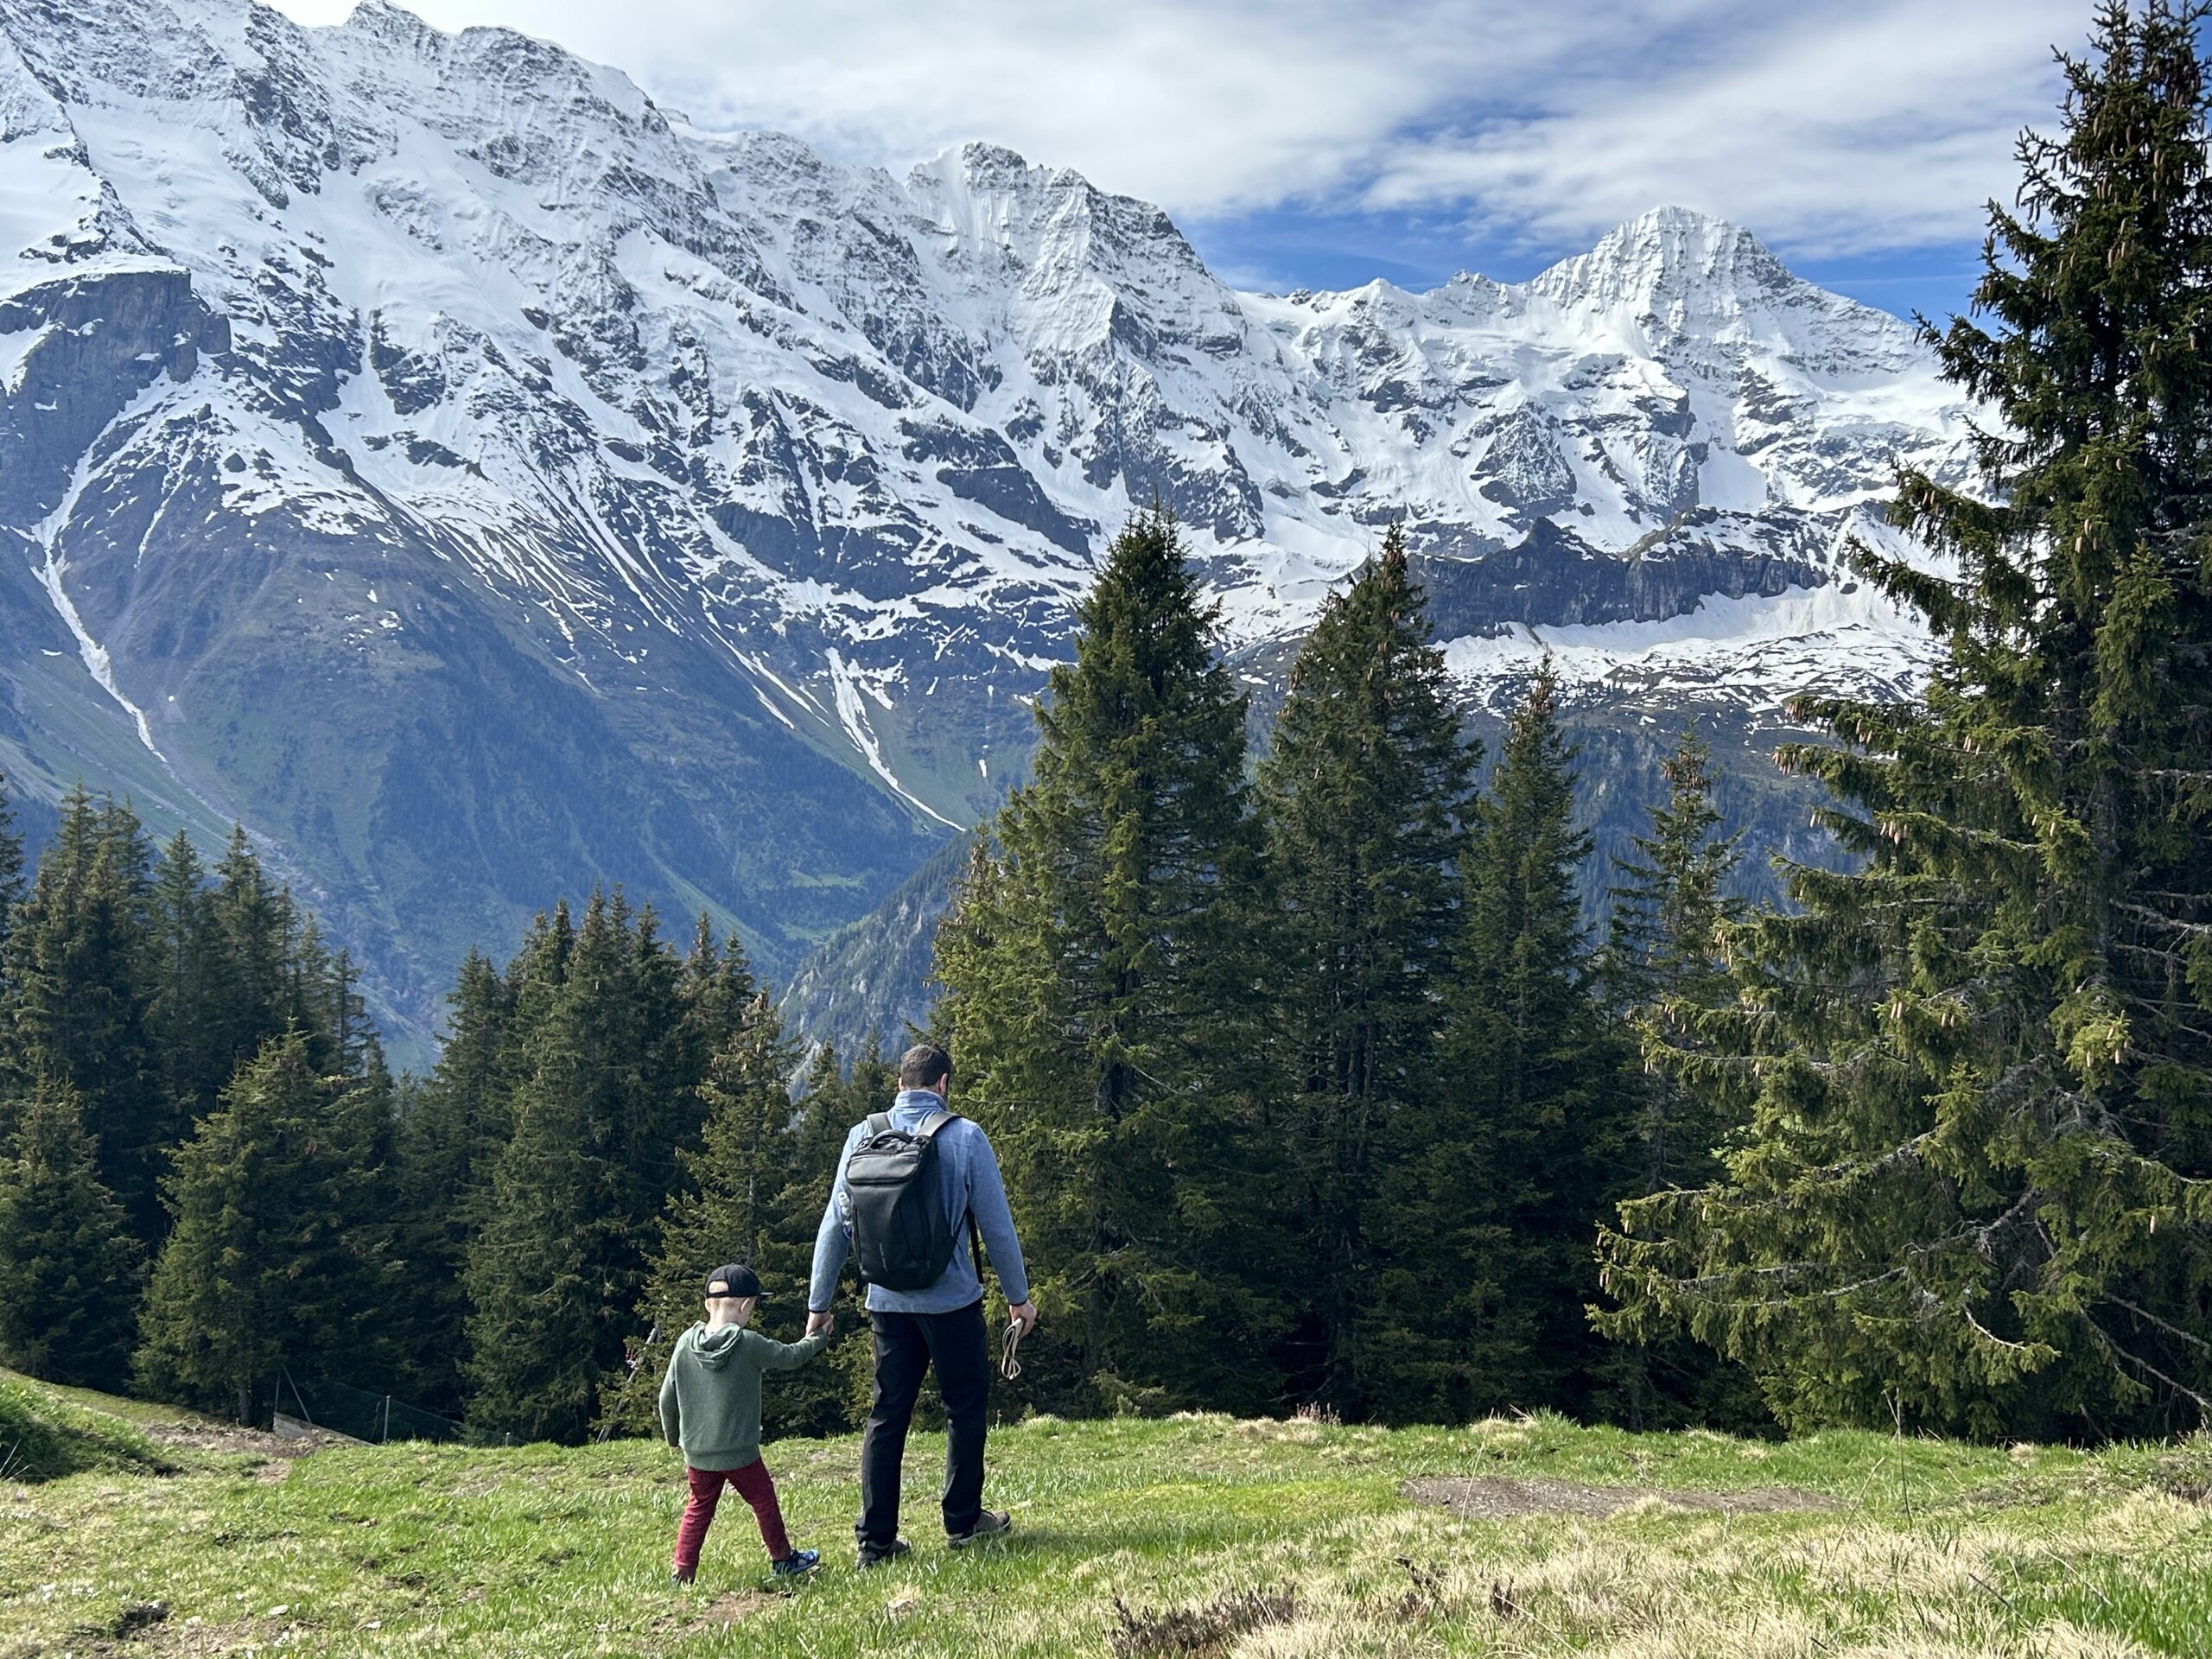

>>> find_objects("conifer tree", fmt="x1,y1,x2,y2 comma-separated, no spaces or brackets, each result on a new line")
137,1029,397,1422
842,1031,897,1126
1387,666,1625,1421
147,830,234,1129
3,787,163,1240
1600,726,1742,1193
677,916,759,1074
396,949,513,1409
1254,528,1478,1417
803,1035,884,1173
0,1080,139,1387
1592,727,1764,1428
935,509,1278,1414
640,995,795,1314
461,891,710,1440
1603,1,2212,1436
209,826,293,1067
462,1010,603,1443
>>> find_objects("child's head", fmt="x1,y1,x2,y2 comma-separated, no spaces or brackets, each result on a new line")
703,1264,763,1328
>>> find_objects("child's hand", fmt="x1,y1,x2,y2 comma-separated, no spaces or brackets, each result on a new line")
817,1313,836,1336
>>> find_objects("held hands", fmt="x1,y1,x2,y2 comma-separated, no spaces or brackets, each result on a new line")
805,1310,836,1338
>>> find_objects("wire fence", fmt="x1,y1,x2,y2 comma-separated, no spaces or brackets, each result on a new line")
276,1370,514,1447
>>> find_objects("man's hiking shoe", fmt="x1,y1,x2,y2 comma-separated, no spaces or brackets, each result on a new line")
772,1548,820,1578
669,1569,696,1588
855,1537,912,1570
948,1510,1013,1548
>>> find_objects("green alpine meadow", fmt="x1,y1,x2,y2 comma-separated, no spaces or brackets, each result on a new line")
7,1366,2212,1658
5,0,2212,1653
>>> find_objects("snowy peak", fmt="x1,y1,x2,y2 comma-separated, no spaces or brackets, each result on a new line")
1533,206,1789,305
1519,205,1918,370
0,0,1980,1043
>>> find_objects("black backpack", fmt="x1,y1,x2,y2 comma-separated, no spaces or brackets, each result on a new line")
843,1110,980,1293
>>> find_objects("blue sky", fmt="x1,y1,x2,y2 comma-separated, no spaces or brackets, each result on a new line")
267,0,2088,324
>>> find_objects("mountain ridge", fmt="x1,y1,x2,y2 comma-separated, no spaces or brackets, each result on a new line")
0,0,1972,1057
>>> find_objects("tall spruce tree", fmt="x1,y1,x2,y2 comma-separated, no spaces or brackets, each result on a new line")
1255,528,1478,1417
842,1031,897,1126
3,788,163,1241
461,892,711,1440
395,949,514,1410
935,508,1279,1414
1384,666,1624,1421
209,826,294,1069
137,1029,398,1422
1602,1,2212,1436
462,1002,604,1443
1600,726,1743,1194
1592,727,1764,1429
146,830,234,1131
0,1080,139,1387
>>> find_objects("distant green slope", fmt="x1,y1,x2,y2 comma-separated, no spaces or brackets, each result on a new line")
780,833,973,1063
4,1371,2207,1656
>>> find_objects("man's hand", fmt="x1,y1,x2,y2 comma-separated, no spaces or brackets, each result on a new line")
1007,1300,1038,1335
805,1310,835,1337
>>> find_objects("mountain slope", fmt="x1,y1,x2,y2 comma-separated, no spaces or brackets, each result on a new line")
0,0,1973,1052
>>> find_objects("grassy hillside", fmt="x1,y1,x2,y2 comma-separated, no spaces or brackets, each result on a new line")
1,1373,2207,1657
0,1372,173,1484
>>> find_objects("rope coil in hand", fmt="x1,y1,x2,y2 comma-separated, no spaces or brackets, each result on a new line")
1001,1319,1026,1381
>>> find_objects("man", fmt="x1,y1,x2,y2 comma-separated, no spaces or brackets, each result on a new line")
806,1042,1038,1567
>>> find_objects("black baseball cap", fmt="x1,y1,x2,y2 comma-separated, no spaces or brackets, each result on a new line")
704,1264,763,1300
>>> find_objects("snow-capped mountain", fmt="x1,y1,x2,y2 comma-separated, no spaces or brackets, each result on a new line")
0,0,1974,1047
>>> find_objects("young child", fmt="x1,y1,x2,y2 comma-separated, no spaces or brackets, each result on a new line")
658,1263,834,1585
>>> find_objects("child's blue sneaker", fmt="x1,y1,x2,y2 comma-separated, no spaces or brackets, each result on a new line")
772,1548,820,1577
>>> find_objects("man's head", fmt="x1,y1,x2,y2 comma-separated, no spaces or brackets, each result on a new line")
899,1042,952,1096
703,1263,761,1328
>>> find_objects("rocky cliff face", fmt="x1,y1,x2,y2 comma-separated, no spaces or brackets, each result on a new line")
0,0,1973,1053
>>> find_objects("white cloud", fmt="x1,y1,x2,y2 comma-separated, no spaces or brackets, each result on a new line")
1366,0,2084,257
263,0,2081,257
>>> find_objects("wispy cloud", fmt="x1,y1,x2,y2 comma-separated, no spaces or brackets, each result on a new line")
266,0,2081,261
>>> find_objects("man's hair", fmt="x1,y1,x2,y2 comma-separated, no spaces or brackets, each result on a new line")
899,1042,952,1090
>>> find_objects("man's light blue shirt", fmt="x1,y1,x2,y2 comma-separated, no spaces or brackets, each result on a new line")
808,1090,1031,1315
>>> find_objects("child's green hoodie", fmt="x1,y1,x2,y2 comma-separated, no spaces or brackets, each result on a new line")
658,1322,831,1471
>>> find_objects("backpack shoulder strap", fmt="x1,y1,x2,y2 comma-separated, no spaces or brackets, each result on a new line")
912,1113,984,1274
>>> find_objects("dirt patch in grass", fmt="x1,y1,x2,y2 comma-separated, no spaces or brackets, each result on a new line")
137,1419,346,1459
1401,1475,1839,1521
694,1589,771,1628
644,1586,772,1649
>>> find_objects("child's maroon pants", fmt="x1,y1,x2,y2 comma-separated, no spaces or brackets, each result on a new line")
674,1459,791,1570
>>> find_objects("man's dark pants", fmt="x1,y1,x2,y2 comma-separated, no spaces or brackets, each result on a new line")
859,1299,990,1547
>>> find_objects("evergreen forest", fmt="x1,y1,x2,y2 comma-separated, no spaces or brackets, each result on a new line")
1,0,2209,1448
